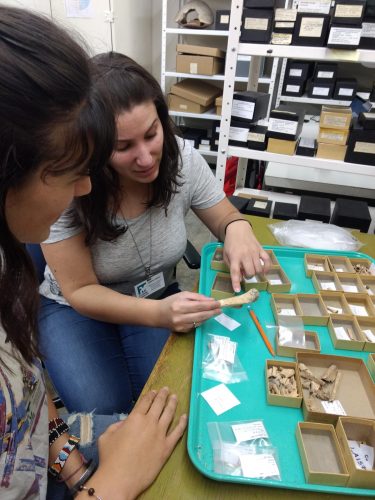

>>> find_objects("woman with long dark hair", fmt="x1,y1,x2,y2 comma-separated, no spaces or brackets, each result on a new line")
0,8,186,499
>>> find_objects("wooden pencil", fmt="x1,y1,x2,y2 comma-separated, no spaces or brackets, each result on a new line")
249,309,275,356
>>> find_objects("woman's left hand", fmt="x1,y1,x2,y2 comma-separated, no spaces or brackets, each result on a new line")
223,220,271,292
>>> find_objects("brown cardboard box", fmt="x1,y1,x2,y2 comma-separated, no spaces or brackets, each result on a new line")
345,292,375,318
271,293,303,320
327,314,366,351
320,106,352,130
242,274,268,291
358,317,375,352
216,106,222,115
168,94,211,114
267,137,297,155
320,291,351,315
265,265,291,292
177,43,226,58
211,272,236,300
296,422,349,486
297,293,329,326
176,54,224,76
318,127,349,146
312,271,343,294
368,353,375,380
215,95,223,115
316,142,347,161
327,255,355,274
170,79,221,107
337,273,366,294
266,359,302,408
304,254,330,277
276,329,320,357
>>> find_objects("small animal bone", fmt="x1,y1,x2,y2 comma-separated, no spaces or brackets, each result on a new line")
218,288,259,308
330,371,342,401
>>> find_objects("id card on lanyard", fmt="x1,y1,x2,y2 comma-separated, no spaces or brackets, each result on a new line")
134,272,165,298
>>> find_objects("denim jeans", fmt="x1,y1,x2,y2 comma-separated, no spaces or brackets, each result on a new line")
47,412,126,499
39,283,179,414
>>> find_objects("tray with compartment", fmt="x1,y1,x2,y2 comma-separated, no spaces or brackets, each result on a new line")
188,244,375,496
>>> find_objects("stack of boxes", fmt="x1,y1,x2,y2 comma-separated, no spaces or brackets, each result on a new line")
345,110,375,165
327,0,365,49
240,0,275,43
317,106,352,160
175,44,225,76
282,60,314,97
168,79,222,115
271,8,297,45
266,107,305,155
360,0,375,48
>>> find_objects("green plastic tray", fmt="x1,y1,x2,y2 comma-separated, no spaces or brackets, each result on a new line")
187,243,375,496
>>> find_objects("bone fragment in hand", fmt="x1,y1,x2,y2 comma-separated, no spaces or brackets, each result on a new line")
218,288,259,308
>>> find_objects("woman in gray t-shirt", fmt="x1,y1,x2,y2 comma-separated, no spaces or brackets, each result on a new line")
38,53,271,415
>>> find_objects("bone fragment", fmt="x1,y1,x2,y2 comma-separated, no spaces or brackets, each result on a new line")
309,381,321,394
218,288,259,308
280,368,295,378
329,371,342,402
326,306,340,314
321,364,338,383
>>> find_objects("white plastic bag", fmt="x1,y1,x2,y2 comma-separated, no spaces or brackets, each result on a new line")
269,220,363,251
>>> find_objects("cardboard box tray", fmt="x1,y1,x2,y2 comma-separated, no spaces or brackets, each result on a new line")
188,243,375,496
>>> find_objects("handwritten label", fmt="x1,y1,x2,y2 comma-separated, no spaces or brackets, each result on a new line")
201,384,240,416
322,400,347,415
231,421,268,443
240,453,280,479
348,441,374,471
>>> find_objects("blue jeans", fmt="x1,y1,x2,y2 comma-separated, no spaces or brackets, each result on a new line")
39,284,179,414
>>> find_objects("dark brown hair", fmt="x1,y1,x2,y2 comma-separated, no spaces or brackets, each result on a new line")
73,52,182,244
0,7,115,363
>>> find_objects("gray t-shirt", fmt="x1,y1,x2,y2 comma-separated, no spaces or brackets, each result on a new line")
40,137,224,305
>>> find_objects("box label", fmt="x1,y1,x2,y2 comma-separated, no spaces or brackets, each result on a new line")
254,201,268,209
342,284,358,292
317,70,334,78
348,440,375,470
321,114,348,128
244,17,269,31
363,113,375,119
362,22,375,38
220,14,230,24
275,8,297,21
335,4,363,18
321,281,337,290
299,137,315,148
350,304,368,316
299,17,324,37
189,62,198,74
289,68,303,77
232,100,255,119
229,126,249,142
298,0,331,14
271,33,292,44
313,86,330,96
321,400,347,415
338,87,354,96
286,84,301,93
275,21,295,28
240,453,280,479
232,421,268,442
248,132,265,142
334,326,351,340
268,117,298,135
328,26,362,45
320,131,344,141
363,329,375,342
179,103,188,110
354,141,375,154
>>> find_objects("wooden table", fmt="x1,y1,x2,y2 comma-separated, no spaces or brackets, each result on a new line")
140,216,373,500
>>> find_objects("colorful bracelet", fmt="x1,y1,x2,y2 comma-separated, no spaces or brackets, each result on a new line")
78,485,103,499
49,417,66,431
69,460,97,496
49,420,69,447
48,435,80,478
57,452,87,483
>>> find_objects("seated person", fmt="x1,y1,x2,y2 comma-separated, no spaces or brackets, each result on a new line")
38,52,271,415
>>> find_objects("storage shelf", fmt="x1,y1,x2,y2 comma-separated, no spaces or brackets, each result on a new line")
165,28,229,36
198,150,218,157
169,109,221,120
238,44,375,63
165,71,271,84
228,146,375,176
280,94,352,106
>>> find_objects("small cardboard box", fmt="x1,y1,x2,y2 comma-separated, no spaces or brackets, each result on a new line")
266,359,302,408
367,353,375,380
176,43,225,59
176,54,224,76
350,257,375,276
298,195,331,223
333,78,357,100
338,273,367,294
357,317,375,351
320,106,352,130
358,111,375,130
242,274,268,291
345,293,375,318
292,13,330,46
286,59,313,80
332,0,366,25
243,199,272,218
318,128,349,146
319,291,351,315
297,293,330,325
168,94,211,114
248,125,268,151
229,120,251,147
296,421,349,486
304,254,330,277
271,293,303,320
297,352,375,424
267,138,297,155
211,272,235,300
331,197,371,233
335,416,375,488
360,275,375,297
231,91,270,124
277,329,321,357
170,80,222,107
327,255,355,274
273,201,298,220
316,142,347,161
327,23,362,49
282,78,306,97
210,247,229,272
345,127,375,166
267,108,304,141
313,62,338,82
308,80,335,100
265,249,280,266
360,18,375,49
328,314,366,351
240,8,274,43
312,270,343,293
265,266,291,292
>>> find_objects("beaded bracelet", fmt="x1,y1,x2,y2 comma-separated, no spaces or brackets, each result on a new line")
49,417,66,431
69,459,97,496
57,452,87,483
79,485,103,499
49,420,69,447
48,435,80,478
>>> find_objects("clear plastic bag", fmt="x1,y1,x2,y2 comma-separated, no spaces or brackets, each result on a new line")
277,317,306,348
268,220,363,251
202,334,247,384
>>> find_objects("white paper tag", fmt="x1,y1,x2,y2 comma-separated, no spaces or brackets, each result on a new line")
215,313,241,331
286,84,301,93
338,87,354,97
328,27,362,46
298,0,331,14
240,453,280,479
321,282,337,291
220,14,229,24
313,86,330,96
334,326,351,340
362,22,375,39
229,126,249,142
244,17,269,31
342,284,358,292
218,340,237,364
335,266,345,272
322,400,347,415
299,17,324,37
350,304,368,316
231,421,269,443
318,71,334,79
354,141,375,155
299,137,315,148
189,62,198,74
134,272,165,298
279,308,296,316
232,100,255,120
248,132,265,142
254,201,267,209
308,263,324,271
348,440,375,471
363,329,375,343
268,117,298,135
290,68,303,77
275,8,297,21
269,278,283,285
201,383,240,416
335,4,363,18
366,287,374,296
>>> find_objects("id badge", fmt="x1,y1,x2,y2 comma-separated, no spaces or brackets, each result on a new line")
134,272,165,298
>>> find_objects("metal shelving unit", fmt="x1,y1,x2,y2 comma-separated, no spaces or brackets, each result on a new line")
279,95,352,107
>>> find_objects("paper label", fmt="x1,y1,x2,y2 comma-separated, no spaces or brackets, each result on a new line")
363,113,375,119
308,263,324,271
335,326,351,340
298,0,331,14
179,104,188,110
244,17,269,31
335,4,363,18
268,117,298,135
240,453,280,479
350,304,368,316
290,68,303,77
215,313,241,331
328,27,362,45
220,14,230,24
321,115,348,128
201,384,240,416
134,272,165,298
229,126,249,142
300,137,315,148
362,22,375,38
275,8,297,21
244,275,259,283
254,201,267,209
189,62,198,74
313,86,330,96
354,141,375,154
338,87,354,96
321,281,337,290
317,71,334,79
299,17,324,37
218,340,237,364
320,132,344,141
271,33,292,44
363,329,375,342
275,21,295,28
348,441,375,470
231,421,268,443
370,263,375,275
321,400,347,415
286,84,301,93
279,308,296,315
232,100,255,120
342,284,358,292
269,278,283,285
248,132,265,142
